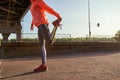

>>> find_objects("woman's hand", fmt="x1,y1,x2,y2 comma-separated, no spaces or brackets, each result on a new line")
52,17,62,27
30,24,34,31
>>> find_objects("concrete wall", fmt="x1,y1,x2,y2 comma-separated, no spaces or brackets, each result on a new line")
1,42,120,57
0,48,4,58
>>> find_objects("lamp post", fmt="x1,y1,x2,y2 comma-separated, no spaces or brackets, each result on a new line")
88,0,91,40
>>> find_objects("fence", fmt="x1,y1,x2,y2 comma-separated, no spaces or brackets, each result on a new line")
11,33,72,42
85,35,115,42
0,33,116,42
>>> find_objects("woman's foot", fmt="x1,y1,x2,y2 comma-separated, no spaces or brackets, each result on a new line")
34,64,48,72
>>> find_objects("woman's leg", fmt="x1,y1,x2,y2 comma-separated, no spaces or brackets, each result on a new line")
40,24,52,45
38,25,47,64
38,24,56,64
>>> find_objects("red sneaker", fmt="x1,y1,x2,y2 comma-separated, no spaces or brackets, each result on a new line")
34,64,48,72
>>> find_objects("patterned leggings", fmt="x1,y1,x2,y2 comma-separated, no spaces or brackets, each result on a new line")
38,24,53,64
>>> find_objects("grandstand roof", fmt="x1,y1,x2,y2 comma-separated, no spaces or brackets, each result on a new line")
0,0,30,26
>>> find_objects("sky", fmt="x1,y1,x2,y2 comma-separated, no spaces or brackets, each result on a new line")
21,0,120,38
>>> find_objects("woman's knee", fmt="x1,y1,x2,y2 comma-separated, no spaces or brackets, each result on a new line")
47,40,53,45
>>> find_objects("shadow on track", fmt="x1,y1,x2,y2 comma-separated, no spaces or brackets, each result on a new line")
4,51,120,62
0,71,43,79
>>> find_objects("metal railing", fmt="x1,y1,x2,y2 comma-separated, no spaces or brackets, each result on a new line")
9,33,71,42
0,33,116,42
85,35,115,42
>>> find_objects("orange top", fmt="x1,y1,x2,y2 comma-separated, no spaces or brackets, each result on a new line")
30,0,61,27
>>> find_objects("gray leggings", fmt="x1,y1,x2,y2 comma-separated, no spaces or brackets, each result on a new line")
38,24,53,64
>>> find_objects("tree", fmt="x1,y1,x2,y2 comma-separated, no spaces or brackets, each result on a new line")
114,30,120,41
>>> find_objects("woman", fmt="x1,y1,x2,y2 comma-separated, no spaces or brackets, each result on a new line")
30,0,62,72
